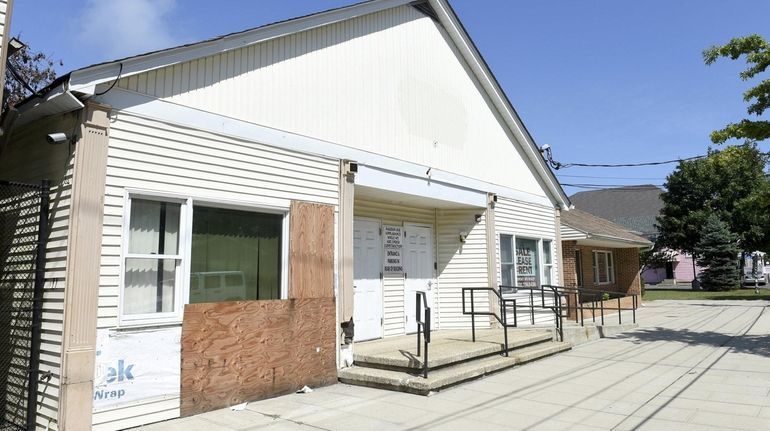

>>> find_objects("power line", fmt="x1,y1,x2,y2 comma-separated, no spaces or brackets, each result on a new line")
557,174,667,180
556,155,703,169
562,183,665,190
540,141,764,170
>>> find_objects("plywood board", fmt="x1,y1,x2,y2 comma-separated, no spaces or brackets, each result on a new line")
289,201,334,299
180,298,337,416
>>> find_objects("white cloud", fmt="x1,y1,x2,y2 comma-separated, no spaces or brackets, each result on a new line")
76,0,180,61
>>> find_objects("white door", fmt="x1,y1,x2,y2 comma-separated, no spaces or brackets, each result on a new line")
353,219,383,341
404,224,435,334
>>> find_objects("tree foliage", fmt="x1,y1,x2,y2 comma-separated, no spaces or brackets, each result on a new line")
696,215,740,291
704,34,770,144
657,144,770,256
3,41,58,113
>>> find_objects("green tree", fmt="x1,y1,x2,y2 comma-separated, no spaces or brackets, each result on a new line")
657,144,770,256
704,34,770,144
3,40,58,113
696,215,740,291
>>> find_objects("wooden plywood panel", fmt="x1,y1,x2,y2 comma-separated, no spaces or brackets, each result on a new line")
180,298,336,417
289,201,334,299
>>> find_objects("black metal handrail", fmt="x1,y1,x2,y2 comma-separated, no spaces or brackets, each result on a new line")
462,286,565,356
543,285,638,327
415,291,431,378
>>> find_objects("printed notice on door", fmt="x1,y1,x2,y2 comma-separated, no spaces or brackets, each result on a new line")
383,225,404,273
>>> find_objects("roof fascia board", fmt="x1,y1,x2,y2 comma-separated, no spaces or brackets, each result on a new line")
428,0,570,210
563,223,651,247
95,88,554,207
69,0,413,94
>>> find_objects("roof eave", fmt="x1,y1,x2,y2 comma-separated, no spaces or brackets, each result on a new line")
68,0,413,95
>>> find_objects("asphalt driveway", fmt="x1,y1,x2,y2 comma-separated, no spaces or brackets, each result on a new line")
134,300,770,430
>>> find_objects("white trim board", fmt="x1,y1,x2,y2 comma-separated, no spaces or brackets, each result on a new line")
95,88,555,208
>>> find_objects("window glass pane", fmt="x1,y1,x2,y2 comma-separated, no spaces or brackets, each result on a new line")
543,241,552,265
124,258,177,315
597,252,608,283
515,238,539,287
190,206,282,303
500,234,513,264
543,265,553,285
128,199,180,255
501,264,514,287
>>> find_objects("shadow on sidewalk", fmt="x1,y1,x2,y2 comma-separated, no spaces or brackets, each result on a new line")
615,327,770,358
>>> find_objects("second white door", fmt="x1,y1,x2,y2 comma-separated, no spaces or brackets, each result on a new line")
403,224,435,333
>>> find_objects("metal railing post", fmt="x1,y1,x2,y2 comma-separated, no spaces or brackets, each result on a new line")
423,307,430,378
633,294,637,323
618,297,622,324
600,300,605,325
470,289,476,342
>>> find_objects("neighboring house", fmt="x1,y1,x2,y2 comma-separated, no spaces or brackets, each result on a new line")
0,1,571,429
569,185,700,284
560,208,652,298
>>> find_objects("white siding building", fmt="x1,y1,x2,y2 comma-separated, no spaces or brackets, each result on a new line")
0,1,571,429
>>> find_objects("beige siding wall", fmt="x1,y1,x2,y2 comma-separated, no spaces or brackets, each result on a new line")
93,111,339,430
114,5,549,200
436,209,490,329
494,197,559,326
0,112,79,430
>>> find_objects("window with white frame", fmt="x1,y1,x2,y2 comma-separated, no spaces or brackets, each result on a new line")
542,240,554,286
499,235,553,288
500,234,515,287
122,194,287,325
592,250,614,285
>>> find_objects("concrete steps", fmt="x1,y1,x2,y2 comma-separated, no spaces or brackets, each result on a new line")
338,329,571,395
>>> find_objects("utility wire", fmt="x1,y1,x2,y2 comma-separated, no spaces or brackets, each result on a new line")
557,174,667,180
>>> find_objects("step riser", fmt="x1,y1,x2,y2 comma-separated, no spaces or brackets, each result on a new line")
353,338,553,373
338,342,572,396
352,332,554,372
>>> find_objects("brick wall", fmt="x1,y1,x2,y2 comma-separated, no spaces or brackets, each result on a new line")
560,241,643,320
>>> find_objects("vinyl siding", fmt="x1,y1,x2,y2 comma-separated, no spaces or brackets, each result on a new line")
353,199,434,337
494,197,558,326
0,111,79,430
436,209,490,329
114,5,550,200
93,111,340,430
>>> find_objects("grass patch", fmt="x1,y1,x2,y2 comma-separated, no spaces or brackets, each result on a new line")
643,288,770,301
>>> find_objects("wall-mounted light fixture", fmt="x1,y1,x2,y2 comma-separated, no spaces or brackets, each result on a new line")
46,133,71,145
459,231,468,243
474,214,482,223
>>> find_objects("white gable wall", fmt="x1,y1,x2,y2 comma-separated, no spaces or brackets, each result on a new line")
114,5,551,202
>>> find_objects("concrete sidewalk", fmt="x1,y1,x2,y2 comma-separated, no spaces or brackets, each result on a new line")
132,300,770,430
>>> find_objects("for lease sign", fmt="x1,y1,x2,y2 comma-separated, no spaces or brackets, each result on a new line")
93,327,181,411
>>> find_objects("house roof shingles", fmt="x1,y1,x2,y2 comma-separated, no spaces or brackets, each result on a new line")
562,208,652,247
569,185,663,237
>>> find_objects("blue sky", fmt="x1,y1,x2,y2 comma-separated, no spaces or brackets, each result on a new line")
11,1,770,196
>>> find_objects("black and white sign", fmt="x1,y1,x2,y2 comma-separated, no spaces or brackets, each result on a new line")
383,225,404,273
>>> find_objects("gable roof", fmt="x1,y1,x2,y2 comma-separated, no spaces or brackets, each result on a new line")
16,0,570,209
569,185,663,237
562,208,652,247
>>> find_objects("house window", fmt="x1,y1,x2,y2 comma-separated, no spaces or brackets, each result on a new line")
500,234,515,287
190,206,283,303
499,235,551,288
593,250,614,285
542,240,554,285
123,199,185,320
121,194,287,325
